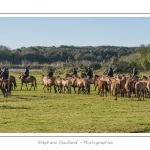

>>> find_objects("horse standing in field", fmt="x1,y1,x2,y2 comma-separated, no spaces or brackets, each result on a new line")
41,75,54,93
93,75,100,91
69,77,77,93
54,77,63,93
9,75,17,90
125,78,135,97
61,78,72,93
76,77,90,94
19,73,37,90
135,81,147,100
0,79,12,97
96,79,109,97
110,79,120,100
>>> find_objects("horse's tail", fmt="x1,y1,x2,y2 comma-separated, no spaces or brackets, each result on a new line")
14,78,17,88
8,80,11,92
113,83,116,97
35,78,37,88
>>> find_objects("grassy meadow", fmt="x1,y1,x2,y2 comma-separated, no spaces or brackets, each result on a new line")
0,70,150,133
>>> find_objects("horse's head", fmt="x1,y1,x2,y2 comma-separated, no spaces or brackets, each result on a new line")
41,75,47,81
41,74,45,78
70,77,77,85
19,73,24,79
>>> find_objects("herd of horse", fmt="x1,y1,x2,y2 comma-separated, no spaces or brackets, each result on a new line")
41,72,150,100
1,72,150,101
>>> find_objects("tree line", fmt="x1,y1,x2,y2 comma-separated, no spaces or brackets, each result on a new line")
0,44,149,74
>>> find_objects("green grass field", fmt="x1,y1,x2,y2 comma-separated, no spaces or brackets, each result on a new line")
0,71,150,133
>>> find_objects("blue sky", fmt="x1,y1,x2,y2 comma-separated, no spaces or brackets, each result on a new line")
0,17,150,50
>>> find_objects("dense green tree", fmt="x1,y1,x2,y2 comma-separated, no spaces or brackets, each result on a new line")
0,44,139,72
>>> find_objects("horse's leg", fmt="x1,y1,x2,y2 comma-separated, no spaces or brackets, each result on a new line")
105,90,107,97
78,86,81,94
88,82,90,94
102,88,104,97
100,89,102,97
13,82,15,90
29,83,32,90
94,85,97,91
66,86,69,94
73,86,76,93
72,86,76,93
47,85,49,92
20,82,23,90
11,84,14,90
54,85,57,93
26,83,28,90
69,86,71,94
32,82,35,90
98,87,100,95
142,90,144,100
58,85,62,93
29,82,34,90
64,86,66,93
114,94,117,100
30,82,35,90
82,86,85,94
50,85,52,93
43,85,46,93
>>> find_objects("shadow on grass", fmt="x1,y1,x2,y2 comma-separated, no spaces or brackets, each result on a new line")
129,99,147,102
0,105,31,110
9,95,49,102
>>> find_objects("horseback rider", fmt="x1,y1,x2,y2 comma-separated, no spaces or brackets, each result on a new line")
1,68,9,80
132,67,138,78
107,67,114,77
6,68,9,75
23,67,29,81
47,68,54,78
86,67,93,78
6,68,9,76
72,68,77,76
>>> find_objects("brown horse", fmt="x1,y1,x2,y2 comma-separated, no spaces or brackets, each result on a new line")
76,77,90,94
65,73,72,78
93,75,100,91
125,78,135,97
135,81,147,100
1,79,12,97
61,78,71,93
19,73,37,90
9,75,17,89
41,75,54,93
97,79,109,97
112,81,120,100
81,72,87,78
69,77,77,93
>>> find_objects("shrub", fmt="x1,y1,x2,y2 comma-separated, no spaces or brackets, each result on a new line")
90,63,101,70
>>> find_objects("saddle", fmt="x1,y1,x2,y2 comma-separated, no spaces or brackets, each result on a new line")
23,76,30,82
